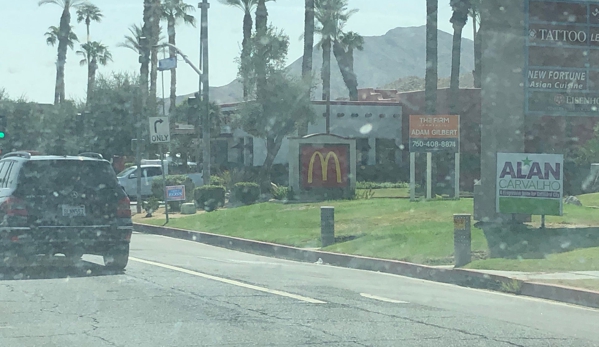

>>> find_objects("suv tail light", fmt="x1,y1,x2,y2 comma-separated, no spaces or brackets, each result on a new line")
2,196,28,216
117,196,131,218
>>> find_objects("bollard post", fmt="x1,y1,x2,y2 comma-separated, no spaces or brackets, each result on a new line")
321,206,335,248
453,214,472,267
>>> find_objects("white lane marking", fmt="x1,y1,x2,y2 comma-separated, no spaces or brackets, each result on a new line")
129,257,326,304
360,293,408,304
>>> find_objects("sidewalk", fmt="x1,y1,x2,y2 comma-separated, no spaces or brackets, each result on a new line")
468,270,599,282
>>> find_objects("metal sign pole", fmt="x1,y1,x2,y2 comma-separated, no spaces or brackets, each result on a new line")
455,152,460,199
410,152,416,201
160,145,169,224
426,152,432,200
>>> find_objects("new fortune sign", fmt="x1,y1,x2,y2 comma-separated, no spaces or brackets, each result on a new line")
496,153,564,216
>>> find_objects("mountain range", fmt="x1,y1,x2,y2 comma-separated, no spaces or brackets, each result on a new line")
170,25,475,107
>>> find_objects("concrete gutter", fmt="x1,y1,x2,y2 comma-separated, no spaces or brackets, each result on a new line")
134,223,599,309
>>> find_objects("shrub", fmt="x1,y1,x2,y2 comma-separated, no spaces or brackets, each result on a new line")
210,175,226,187
356,181,409,189
152,175,195,203
272,184,290,200
194,185,226,211
142,197,160,217
232,182,260,205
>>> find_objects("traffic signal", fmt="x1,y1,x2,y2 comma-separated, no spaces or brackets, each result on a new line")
0,115,6,139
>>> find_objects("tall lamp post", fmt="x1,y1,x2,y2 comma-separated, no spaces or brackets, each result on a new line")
199,0,211,185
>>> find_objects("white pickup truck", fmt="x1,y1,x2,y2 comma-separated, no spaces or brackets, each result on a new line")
117,161,203,198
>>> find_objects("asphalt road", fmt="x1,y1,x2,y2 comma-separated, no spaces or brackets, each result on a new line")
1,233,599,347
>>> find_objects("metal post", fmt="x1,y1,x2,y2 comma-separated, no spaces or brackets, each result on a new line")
541,215,546,229
453,214,472,267
326,93,331,134
321,206,335,247
455,152,460,199
160,145,169,224
136,36,150,214
410,152,416,201
426,152,432,200
200,0,211,185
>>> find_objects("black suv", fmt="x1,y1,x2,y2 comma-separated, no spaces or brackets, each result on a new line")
0,152,132,270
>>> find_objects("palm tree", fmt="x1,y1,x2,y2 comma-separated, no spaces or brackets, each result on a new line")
118,24,144,53
219,0,272,99
333,31,363,101
161,0,196,115
315,0,356,102
449,0,471,115
299,0,315,136
77,41,112,105
45,25,79,49
76,3,103,43
39,0,86,105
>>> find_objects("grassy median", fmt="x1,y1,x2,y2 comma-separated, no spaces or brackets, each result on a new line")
141,198,487,265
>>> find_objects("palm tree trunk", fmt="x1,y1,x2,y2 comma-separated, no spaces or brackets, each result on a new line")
241,11,253,99
54,63,62,105
149,0,161,115
255,0,268,104
168,20,177,115
56,7,71,104
450,24,464,115
86,18,91,43
299,0,315,136
86,62,93,106
321,38,331,102
425,0,438,115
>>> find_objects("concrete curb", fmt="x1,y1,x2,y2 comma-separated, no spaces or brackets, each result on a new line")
134,223,599,309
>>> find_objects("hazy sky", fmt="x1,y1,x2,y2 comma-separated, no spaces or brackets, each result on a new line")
0,1,462,104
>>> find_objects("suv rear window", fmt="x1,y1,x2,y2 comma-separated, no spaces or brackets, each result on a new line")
16,160,119,195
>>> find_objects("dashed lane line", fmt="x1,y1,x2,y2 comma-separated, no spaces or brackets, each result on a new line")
129,257,326,304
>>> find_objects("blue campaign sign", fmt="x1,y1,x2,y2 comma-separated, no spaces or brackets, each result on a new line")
166,185,186,202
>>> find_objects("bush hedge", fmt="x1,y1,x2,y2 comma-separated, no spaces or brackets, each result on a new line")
152,175,195,203
209,175,226,187
231,182,260,205
356,181,409,189
194,185,226,211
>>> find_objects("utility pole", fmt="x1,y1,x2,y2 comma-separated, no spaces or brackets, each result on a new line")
200,0,211,185
137,36,150,213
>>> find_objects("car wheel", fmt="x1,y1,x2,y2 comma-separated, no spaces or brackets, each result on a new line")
103,245,129,271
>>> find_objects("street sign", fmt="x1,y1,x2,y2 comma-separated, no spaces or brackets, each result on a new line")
149,117,170,144
496,153,564,216
166,185,186,202
409,115,460,153
526,0,599,117
158,57,177,71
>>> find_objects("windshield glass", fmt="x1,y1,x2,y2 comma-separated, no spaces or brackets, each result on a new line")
2,1,599,346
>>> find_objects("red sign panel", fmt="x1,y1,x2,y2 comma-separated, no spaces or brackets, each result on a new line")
300,145,349,189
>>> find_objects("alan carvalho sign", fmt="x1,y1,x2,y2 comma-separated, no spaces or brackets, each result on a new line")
496,153,563,216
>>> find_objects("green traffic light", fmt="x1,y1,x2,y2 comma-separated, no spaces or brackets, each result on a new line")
0,133,5,139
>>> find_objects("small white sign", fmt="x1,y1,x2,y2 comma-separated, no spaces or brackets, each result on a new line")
149,117,170,144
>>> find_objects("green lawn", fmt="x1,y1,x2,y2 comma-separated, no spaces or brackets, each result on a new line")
139,193,599,269
142,198,487,265
466,247,599,272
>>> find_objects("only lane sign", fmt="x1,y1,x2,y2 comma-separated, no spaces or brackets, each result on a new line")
149,117,170,144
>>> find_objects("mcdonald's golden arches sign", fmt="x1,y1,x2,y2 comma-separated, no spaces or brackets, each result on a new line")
300,145,349,188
